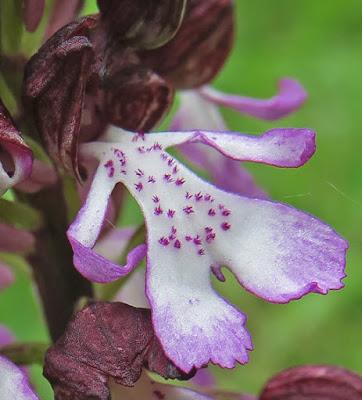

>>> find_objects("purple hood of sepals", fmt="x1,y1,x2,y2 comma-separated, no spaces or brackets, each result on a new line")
68,126,347,373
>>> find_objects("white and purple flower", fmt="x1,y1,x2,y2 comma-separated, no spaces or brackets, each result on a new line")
67,125,347,373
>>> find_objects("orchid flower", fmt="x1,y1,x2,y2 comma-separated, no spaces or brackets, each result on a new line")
0,356,38,400
173,79,307,199
67,125,347,373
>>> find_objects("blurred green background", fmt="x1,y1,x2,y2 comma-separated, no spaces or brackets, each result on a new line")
1,1,362,398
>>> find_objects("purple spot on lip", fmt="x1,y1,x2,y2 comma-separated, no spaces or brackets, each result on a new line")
132,131,145,142
153,142,162,151
208,208,216,216
185,191,192,199
185,235,192,241
159,237,169,246
172,165,179,174
154,205,163,215
113,149,126,165
221,222,231,231
198,248,205,256
183,206,194,215
193,235,202,245
176,177,185,186
167,209,175,218
135,168,144,177
174,239,181,249
104,160,115,177
148,176,156,183
195,192,203,201
206,233,216,243
164,174,174,183
222,209,231,216
134,182,143,192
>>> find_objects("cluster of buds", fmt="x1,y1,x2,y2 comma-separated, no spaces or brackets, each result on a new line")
0,1,352,399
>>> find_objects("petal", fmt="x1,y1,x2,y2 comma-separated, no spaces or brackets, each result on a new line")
67,167,146,282
69,236,146,283
111,373,212,400
172,90,267,198
72,127,345,372
0,222,35,254
97,0,187,50
146,234,252,372
0,264,14,291
192,128,315,168
23,0,45,32
0,100,33,195
212,197,348,303
199,79,308,121
100,128,316,168
0,356,39,399
141,0,234,89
